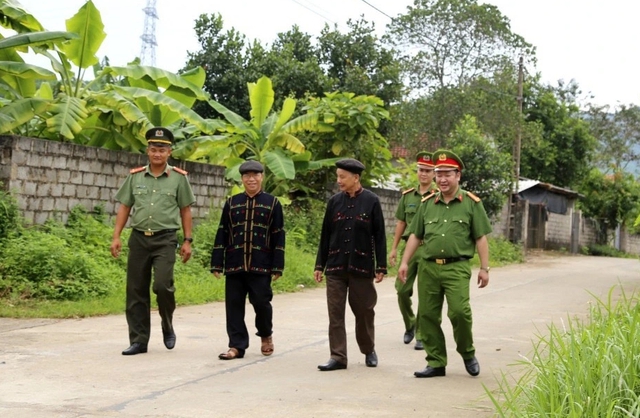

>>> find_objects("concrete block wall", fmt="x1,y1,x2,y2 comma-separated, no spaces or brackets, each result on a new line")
579,217,601,248
545,211,572,250
0,135,227,225
371,187,401,235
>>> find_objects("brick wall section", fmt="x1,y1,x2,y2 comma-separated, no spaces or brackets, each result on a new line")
545,211,573,250
579,217,601,248
0,135,227,224
370,187,402,235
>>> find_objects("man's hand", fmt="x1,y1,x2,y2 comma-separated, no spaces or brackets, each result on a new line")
477,269,489,288
272,273,281,281
397,263,408,284
389,248,398,267
110,237,121,258
375,272,385,283
213,272,221,279
180,241,192,263
314,270,323,283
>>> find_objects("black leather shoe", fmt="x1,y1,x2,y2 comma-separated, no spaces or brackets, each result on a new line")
365,351,378,367
414,340,424,350
163,331,176,350
318,359,347,371
414,366,446,378
464,357,480,376
122,342,148,356
403,328,415,344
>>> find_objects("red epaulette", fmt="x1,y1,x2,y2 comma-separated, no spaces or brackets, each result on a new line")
172,166,188,175
129,166,145,174
421,192,436,203
466,191,481,202
402,187,415,195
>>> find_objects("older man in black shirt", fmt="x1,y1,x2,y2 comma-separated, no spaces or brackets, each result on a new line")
314,158,387,371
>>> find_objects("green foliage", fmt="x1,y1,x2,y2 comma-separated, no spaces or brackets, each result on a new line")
578,169,640,230
0,229,119,300
582,244,637,259
301,92,391,190
448,115,513,218
587,103,640,173
283,199,325,252
0,185,21,240
486,236,524,265
487,287,640,417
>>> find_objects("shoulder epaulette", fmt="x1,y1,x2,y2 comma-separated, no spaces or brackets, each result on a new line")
129,166,145,174
402,187,415,195
421,192,436,203
172,166,188,175
466,191,481,202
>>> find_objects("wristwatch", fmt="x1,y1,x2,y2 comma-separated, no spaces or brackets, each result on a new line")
480,266,490,272
183,237,193,243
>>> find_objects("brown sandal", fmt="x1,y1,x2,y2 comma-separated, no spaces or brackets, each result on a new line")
261,336,274,356
218,347,243,360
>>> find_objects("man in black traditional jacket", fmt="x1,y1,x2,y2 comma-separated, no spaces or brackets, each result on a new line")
211,161,285,360
314,158,387,371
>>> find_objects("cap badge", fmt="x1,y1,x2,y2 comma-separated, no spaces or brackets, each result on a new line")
155,129,164,137
439,153,447,161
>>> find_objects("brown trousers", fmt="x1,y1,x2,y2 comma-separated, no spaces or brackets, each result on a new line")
326,274,377,364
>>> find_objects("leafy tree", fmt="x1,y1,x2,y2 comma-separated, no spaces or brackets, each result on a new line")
385,0,534,91
318,18,403,105
301,92,391,190
578,169,640,231
520,82,596,188
447,115,513,218
586,103,640,173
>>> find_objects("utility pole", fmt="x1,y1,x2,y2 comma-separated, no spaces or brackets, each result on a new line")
507,56,525,243
515,56,524,192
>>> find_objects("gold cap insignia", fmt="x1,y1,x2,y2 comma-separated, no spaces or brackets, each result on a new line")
439,153,447,161
155,129,164,137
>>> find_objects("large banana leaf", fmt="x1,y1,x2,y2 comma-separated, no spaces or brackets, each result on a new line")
269,132,305,154
262,149,296,180
0,31,78,52
207,98,250,131
281,113,319,134
0,1,43,33
106,66,208,102
59,0,105,69
46,95,88,139
90,91,149,125
0,61,56,80
266,97,296,141
0,97,49,133
113,86,225,134
171,135,233,160
249,76,274,128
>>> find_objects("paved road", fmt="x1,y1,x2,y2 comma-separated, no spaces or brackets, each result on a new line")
1,254,638,418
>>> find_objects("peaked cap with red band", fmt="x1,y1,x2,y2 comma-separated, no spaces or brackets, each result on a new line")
145,127,174,146
433,149,465,171
416,151,434,168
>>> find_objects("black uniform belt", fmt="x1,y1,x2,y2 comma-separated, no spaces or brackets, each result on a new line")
426,257,471,265
133,229,177,237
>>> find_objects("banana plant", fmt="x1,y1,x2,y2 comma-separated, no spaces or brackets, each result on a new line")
0,0,221,151
172,76,340,196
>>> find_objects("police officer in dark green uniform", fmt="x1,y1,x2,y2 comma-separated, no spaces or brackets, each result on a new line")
111,127,196,356
389,152,437,350
398,149,491,378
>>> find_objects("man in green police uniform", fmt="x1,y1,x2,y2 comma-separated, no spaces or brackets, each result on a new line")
111,127,196,356
398,149,491,378
388,151,436,350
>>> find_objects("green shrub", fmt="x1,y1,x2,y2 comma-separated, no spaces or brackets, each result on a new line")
584,244,636,258
0,185,21,240
0,230,119,300
284,199,324,253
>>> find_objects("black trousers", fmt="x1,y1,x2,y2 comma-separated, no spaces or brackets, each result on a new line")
224,273,273,355
126,230,178,345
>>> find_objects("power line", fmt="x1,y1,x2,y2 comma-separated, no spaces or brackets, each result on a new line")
290,0,337,24
359,0,394,20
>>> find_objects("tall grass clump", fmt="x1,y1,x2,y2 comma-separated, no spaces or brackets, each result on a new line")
487,286,640,417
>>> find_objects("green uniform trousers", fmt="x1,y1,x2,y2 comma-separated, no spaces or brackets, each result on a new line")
394,242,421,333
416,260,475,368
126,230,178,345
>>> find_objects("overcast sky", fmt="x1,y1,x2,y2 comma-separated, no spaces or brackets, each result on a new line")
10,0,640,108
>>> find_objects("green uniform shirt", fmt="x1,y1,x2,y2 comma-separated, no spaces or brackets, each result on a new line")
395,184,437,240
411,188,492,259
115,164,196,232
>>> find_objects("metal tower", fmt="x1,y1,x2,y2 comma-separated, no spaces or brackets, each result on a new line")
140,0,158,66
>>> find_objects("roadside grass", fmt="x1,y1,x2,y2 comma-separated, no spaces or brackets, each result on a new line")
486,286,640,417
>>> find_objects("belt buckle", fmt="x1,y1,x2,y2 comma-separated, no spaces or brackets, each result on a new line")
144,231,154,236
435,258,445,265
